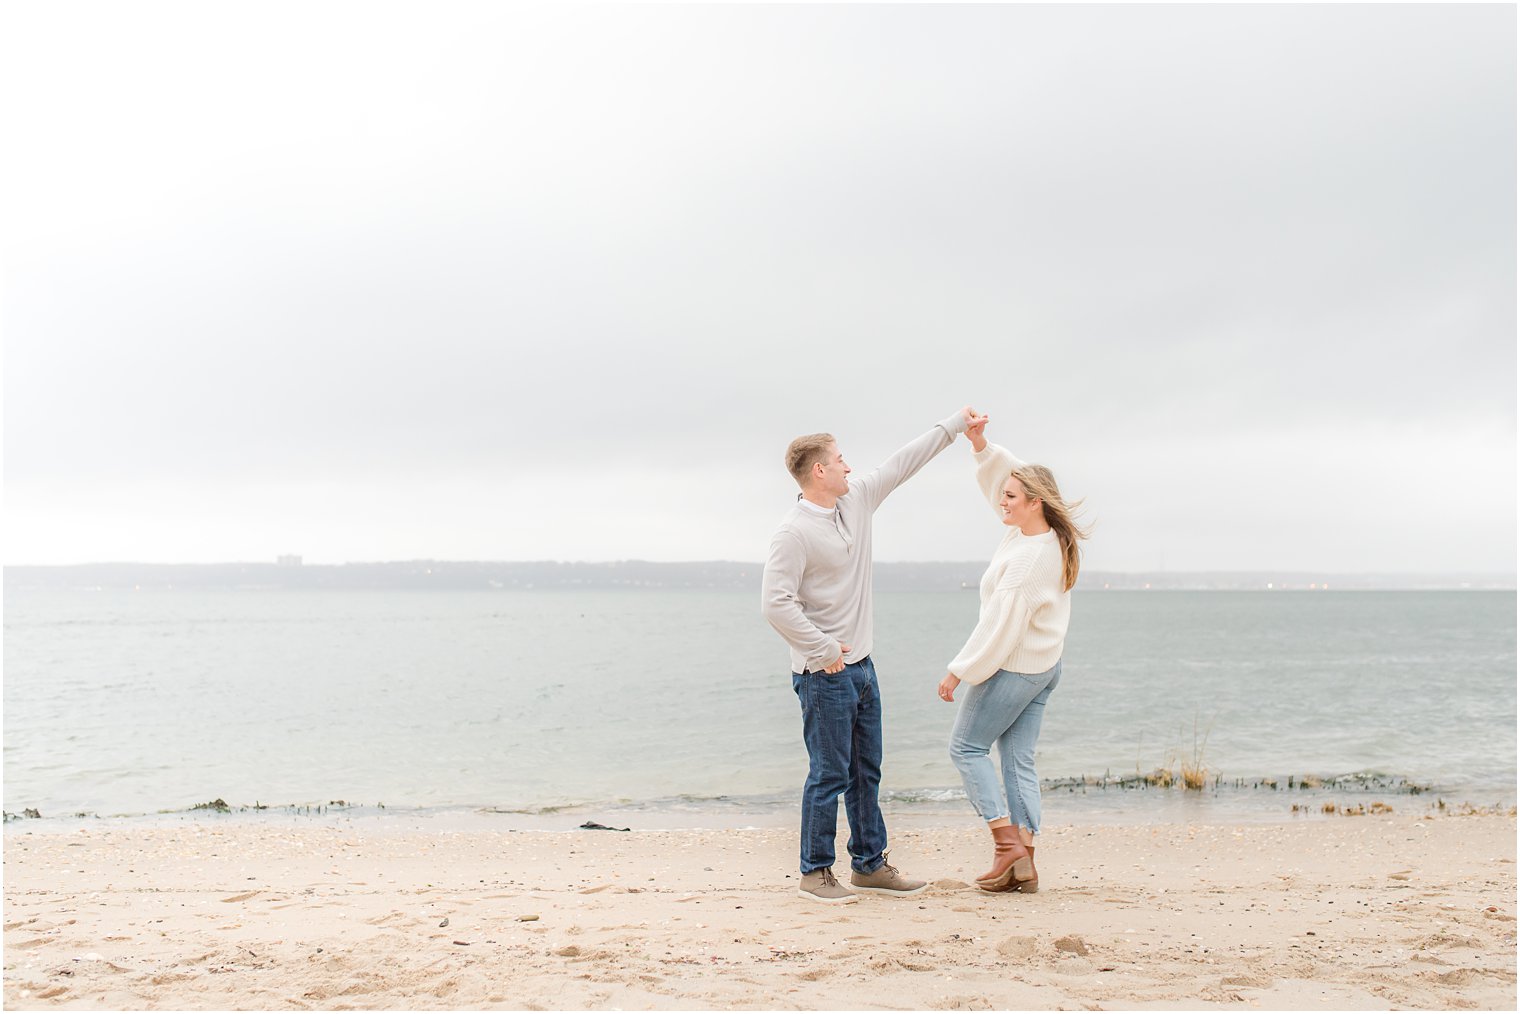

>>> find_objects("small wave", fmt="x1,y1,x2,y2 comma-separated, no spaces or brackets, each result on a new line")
880,787,967,805
479,803,587,816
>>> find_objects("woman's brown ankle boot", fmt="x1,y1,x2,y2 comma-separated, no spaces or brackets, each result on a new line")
1007,844,1038,893
976,825,1033,891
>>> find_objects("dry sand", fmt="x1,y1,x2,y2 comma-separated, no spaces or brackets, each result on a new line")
4,812,1515,1010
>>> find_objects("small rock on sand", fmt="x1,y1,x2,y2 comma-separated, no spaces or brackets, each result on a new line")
1053,935,1090,955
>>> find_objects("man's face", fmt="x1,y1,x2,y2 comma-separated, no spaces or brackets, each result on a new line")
815,442,851,498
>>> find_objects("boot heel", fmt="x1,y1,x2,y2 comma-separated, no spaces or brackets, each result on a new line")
1012,856,1034,883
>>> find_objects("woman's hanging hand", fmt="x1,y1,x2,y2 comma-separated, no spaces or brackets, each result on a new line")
938,672,962,702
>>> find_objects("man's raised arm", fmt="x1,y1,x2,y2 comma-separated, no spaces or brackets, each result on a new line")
851,406,977,513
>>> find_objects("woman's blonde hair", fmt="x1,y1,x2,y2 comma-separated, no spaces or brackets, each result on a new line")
1012,465,1091,592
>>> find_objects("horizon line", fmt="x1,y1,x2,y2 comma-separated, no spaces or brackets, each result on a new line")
4,559,1515,579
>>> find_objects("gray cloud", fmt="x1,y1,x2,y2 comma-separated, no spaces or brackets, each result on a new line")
3,3,1513,570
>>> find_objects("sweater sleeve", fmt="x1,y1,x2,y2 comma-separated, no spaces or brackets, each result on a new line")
851,409,968,513
761,529,841,672
971,442,1028,519
947,553,1038,685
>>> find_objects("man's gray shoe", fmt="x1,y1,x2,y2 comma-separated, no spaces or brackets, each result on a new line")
850,857,928,897
798,867,858,904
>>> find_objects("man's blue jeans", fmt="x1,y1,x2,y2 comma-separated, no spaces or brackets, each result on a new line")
792,657,888,876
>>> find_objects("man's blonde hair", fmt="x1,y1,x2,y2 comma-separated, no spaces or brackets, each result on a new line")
785,433,836,486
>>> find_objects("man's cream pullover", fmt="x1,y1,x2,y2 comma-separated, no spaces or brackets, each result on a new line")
762,411,968,675
947,443,1071,683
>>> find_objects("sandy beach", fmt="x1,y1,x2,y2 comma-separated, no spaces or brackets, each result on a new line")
4,812,1514,1010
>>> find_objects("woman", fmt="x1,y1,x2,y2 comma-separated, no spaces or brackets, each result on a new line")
937,415,1089,893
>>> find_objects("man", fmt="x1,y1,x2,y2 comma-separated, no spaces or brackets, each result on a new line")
762,406,981,903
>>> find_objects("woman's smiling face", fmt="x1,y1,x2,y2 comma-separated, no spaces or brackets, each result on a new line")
1000,476,1042,528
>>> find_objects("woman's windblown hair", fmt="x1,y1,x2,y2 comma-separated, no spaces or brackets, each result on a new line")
1012,465,1092,592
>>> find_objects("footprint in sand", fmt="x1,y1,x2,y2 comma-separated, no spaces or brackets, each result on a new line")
364,911,408,926
1417,932,1486,950
885,955,935,972
220,891,261,903
929,996,994,1011
996,935,1039,960
1427,968,1482,986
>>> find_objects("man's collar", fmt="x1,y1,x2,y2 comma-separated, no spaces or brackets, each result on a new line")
796,495,835,516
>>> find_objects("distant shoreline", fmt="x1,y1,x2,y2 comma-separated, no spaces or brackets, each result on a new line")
5,560,1514,592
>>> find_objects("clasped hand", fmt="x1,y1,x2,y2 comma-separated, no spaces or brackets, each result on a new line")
963,408,989,451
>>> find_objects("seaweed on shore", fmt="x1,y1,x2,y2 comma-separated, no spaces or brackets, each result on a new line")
175,798,369,816
1121,714,1215,793
1045,771,1435,796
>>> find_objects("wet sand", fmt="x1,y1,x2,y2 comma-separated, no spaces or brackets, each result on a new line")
4,812,1515,1010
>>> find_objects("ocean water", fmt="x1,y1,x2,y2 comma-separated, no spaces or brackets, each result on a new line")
3,588,1514,824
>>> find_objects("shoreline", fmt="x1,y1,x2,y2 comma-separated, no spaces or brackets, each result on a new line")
5,812,1515,1010
7,781,1515,836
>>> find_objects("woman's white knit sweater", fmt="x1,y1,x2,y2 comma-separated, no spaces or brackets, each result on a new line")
946,443,1071,684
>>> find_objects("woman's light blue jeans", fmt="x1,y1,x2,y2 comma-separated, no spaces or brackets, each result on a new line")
948,660,1061,834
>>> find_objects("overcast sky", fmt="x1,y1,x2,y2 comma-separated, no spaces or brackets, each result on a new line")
3,3,1514,573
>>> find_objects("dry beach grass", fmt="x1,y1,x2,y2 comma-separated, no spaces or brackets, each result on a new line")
4,812,1515,1010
